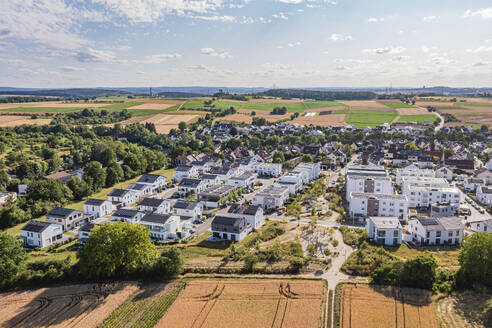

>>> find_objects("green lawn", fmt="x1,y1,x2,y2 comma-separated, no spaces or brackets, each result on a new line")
4,168,175,237
453,112,482,116
456,103,492,107
182,100,343,113
333,109,398,128
380,102,416,109
397,114,438,123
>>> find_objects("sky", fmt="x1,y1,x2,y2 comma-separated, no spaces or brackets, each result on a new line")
0,0,492,88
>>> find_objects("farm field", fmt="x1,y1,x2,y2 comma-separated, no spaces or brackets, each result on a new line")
437,290,491,327
290,113,346,126
0,115,52,127
380,102,416,109
339,100,391,111
157,279,326,328
0,282,140,328
396,107,430,115
384,243,460,271
333,109,398,128
115,113,200,134
338,283,439,328
397,114,438,123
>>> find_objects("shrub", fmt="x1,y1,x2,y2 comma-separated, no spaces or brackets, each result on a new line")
289,257,304,273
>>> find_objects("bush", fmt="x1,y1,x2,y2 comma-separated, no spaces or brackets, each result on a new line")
243,253,258,272
483,298,492,328
339,226,368,247
399,254,438,290
289,257,304,273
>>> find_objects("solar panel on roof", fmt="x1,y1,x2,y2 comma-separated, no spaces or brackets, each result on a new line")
420,218,438,226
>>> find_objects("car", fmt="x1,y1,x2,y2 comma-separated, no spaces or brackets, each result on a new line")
193,219,202,224
479,208,485,214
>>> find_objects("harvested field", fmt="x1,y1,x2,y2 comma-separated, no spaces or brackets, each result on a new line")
118,114,199,134
129,103,176,110
219,114,253,124
416,101,456,107
158,279,325,328
306,106,346,113
437,290,490,328
236,109,291,121
0,115,52,127
396,107,429,115
124,98,185,105
339,284,439,328
290,114,346,126
0,282,139,328
339,101,393,111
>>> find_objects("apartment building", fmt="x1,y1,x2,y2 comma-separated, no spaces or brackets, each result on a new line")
349,193,408,221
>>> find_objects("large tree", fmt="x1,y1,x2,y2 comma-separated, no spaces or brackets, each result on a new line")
83,161,106,192
0,232,26,284
458,233,492,288
77,222,158,278
399,254,438,289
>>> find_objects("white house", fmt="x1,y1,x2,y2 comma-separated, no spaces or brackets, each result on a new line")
485,160,492,171
108,189,139,207
408,217,464,246
173,164,199,182
226,172,256,190
395,165,435,186
209,166,235,182
253,185,290,209
45,207,85,232
467,218,492,233
140,213,179,241
197,184,237,208
292,162,321,182
200,174,221,188
227,203,264,229
21,220,63,248
78,222,97,244
173,200,203,220
252,163,282,177
110,208,145,224
476,186,492,206
349,193,408,221
138,197,170,214
83,198,113,218
401,177,450,194
137,174,168,193
211,216,249,242
178,178,208,196
365,217,402,246
126,183,152,197
277,171,304,194
345,165,392,200
435,166,454,181
464,178,486,192
403,186,461,208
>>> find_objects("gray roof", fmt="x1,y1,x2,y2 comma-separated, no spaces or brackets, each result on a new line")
176,164,194,172
127,183,149,191
229,172,254,181
79,223,97,233
212,216,247,230
46,207,81,218
350,193,407,201
139,197,167,207
199,184,236,196
22,220,55,233
368,217,401,229
479,186,492,194
179,178,203,188
141,213,173,225
113,208,140,218
84,198,108,206
438,217,465,230
228,203,261,216
174,200,199,210
138,174,164,184
108,189,132,197
256,185,289,196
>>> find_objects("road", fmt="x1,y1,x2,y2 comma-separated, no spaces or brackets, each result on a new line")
416,104,444,131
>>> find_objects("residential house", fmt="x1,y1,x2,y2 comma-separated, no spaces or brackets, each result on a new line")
108,189,139,207
45,207,85,232
253,185,290,209
474,168,492,183
251,163,282,177
435,165,454,181
138,197,170,214
403,185,461,208
197,184,237,208
277,171,304,194
173,164,199,182
200,174,221,188
365,217,402,246
345,165,392,200
464,178,486,192
226,172,256,190
408,217,464,245
178,178,208,196
78,222,97,244
83,198,113,218
140,213,180,241
292,162,321,182
430,203,459,217
173,200,203,220
110,208,144,224
21,220,63,248
467,218,492,233
126,183,152,197
209,166,235,182
137,174,168,193
211,216,249,242
227,203,264,229
401,177,450,194
44,169,84,184
476,186,492,206
445,159,474,171
349,193,408,221
395,165,435,186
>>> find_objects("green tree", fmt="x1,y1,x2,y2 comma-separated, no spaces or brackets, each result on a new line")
404,142,418,151
399,254,438,289
0,232,26,285
152,247,183,278
272,151,285,163
243,253,258,272
83,161,106,192
106,162,124,187
66,176,90,201
178,121,187,132
458,233,492,288
289,257,304,273
302,154,313,162
78,222,158,278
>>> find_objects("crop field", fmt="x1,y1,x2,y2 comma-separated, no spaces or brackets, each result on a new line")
183,99,342,113
158,279,326,328
397,114,438,123
437,290,491,327
380,102,416,109
0,283,139,328
339,100,393,111
118,113,200,134
339,284,439,328
333,109,398,128
395,107,429,115
290,114,346,127
128,103,177,110
0,115,52,127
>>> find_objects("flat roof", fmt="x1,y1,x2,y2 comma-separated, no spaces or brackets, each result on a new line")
350,193,407,201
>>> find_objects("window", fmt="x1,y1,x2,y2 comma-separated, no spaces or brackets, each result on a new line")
448,231,453,237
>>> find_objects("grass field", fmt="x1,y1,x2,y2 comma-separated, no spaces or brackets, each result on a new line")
158,279,326,328
338,283,439,328
397,114,438,123
333,109,398,128
384,243,460,271
183,99,342,113
437,290,491,327
380,102,416,109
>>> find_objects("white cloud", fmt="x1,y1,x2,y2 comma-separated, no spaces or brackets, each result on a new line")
272,12,288,20
421,45,437,53
201,47,231,58
466,46,492,53
330,33,353,41
423,15,440,21
464,8,492,19
136,53,182,64
189,15,237,22
367,17,382,23
75,48,119,63
61,66,86,72
277,0,336,3
277,42,301,48
362,46,406,55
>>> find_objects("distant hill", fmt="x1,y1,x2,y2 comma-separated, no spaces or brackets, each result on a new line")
259,89,377,101
155,91,204,98
0,88,132,98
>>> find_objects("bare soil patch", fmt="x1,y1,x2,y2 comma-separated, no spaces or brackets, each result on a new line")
339,283,439,328
396,107,429,115
219,114,253,124
416,101,456,107
118,114,199,134
0,115,52,127
306,106,346,113
340,101,393,111
157,279,325,328
129,103,176,110
0,282,139,328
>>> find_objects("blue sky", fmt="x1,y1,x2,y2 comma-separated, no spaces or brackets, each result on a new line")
0,0,491,88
